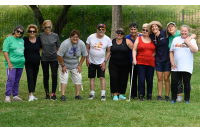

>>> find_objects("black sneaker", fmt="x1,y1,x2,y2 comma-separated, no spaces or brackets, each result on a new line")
45,93,50,100
75,95,83,100
88,95,95,100
138,95,144,101
51,94,57,101
147,94,152,100
165,96,170,101
101,96,106,101
156,96,163,101
130,96,137,100
60,95,66,102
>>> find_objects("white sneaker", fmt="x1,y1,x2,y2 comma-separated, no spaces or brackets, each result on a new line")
176,96,182,102
12,96,23,101
33,96,38,100
29,96,34,101
5,97,11,103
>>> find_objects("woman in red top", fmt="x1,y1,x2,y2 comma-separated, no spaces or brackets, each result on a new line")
132,23,155,101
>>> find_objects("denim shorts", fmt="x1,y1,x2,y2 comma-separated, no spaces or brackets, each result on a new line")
155,60,171,72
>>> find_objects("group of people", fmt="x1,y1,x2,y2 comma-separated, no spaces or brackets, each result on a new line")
2,20,198,104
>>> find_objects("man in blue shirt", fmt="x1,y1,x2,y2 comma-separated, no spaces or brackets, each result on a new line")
125,22,142,99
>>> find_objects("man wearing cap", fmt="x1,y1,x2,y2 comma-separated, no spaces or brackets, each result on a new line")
86,24,112,101
125,22,142,99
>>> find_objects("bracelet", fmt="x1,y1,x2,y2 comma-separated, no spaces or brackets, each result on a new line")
60,62,64,65
104,61,107,64
61,65,65,68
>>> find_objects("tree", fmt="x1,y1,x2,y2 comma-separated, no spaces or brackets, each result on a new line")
29,5,71,35
111,5,122,40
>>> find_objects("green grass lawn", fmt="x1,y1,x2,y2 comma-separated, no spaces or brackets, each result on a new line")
0,51,200,127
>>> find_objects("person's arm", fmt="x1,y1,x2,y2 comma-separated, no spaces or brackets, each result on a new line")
126,39,134,50
76,57,86,73
4,52,13,71
132,37,139,65
170,51,176,70
184,38,198,54
57,55,67,74
100,46,111,71
86,44,91,67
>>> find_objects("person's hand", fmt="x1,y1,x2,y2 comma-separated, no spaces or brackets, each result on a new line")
184,38,190,45
62,66,67,74
76,65,82,73
152,52,156,57
132,60,137,65
100,62,106,71
6,34,11,38
190,34,196,39
86,59,91,67
171,62,177,70
8,62,13,71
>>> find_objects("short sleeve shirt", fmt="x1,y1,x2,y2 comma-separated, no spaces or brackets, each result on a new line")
86,33,112,65
3,35,25,68
57,38,88,70
170,36,198,74
150,29,169,62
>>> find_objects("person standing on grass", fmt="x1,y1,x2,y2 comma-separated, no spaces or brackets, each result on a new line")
86,23,112,101
125,22,142,100
170,25,198,104
166,22,196,102
24,24,41,101
39,20,60,101
3,25,25,103
147,21,170,101
132,23,155,101
109,28,134,101
57,30,88,101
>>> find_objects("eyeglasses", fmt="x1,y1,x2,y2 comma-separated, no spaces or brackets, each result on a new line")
72,36,79,39
116,31,124,35
44,26,51,29
98,28,105,31
142,29,148,32
16,30,24,34
28,30,36,33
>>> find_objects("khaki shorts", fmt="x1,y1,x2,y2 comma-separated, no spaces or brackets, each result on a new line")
59,65,82,85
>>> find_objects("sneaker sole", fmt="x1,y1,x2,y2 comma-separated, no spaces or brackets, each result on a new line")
101,99,106,101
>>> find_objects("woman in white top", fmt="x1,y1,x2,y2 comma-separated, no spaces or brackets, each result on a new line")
170,25,198,104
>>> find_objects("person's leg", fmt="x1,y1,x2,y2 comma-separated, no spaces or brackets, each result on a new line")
12,68,23,97
41,61,50,95
118,64,129,95
50,61,58,94
88,63,96,99
25,61,35,95
182,72,191,102
5,68,17,97
156,71,163,97
146,66,155,97
32,61,40,93
97,64,106,101
59,65,69,101
171,71,181,101
137,65,146,98
130,63,138,98
164,71,171,97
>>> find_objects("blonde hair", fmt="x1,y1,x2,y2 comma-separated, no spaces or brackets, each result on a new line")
180,25,191,33
142,23,148,28
26,24,38,34
42,20,52,28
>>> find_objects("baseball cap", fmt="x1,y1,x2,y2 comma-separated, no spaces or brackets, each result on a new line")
116,28,125,34
97,24,106,29
167,22,176,27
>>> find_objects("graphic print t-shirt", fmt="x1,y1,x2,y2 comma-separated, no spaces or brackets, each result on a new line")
170,36,198,74
3,35,25,68
86,33,112,64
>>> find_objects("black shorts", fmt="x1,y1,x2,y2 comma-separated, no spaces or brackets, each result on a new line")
88,63,105,78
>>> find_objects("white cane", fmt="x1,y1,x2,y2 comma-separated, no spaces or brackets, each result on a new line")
128,62,136,102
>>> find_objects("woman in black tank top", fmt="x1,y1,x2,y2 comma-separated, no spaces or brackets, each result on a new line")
109,28,134,101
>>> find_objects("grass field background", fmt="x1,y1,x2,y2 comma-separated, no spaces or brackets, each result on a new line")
0,51,200,127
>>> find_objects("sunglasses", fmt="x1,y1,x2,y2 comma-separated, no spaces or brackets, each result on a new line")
98,28,105,31
116,31,124,35
16,30,24,34
44,26,51,29
28,30,36,33
142,29,148,32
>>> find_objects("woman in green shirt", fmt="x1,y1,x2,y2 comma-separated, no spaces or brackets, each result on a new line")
3,25,25,103
167,22,196,102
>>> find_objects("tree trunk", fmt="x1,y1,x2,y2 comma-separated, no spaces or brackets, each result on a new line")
111,5,122,40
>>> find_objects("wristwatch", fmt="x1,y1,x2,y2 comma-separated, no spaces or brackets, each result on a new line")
61,65,65,68
104,61,107,64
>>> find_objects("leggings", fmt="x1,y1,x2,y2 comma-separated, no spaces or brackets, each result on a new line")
41,61,58,94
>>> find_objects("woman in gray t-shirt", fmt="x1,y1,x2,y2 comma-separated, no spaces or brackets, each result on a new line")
39,20,60,101
57,30,88,101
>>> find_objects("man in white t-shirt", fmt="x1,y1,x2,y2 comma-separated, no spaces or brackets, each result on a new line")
86,24,112,101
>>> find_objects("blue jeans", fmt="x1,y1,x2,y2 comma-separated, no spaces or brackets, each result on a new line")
137,65,154,96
